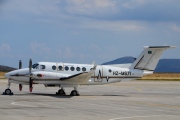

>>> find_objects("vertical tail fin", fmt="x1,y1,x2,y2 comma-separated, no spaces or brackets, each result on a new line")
130,46,176,71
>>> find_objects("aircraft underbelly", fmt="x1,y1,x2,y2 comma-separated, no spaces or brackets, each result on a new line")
33,79,80,85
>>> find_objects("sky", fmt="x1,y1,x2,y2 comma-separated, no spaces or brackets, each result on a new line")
0,0,180,68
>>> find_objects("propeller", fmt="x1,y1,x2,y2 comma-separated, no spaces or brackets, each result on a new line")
19,60,23,91
29,59,33,92
19,60,22,69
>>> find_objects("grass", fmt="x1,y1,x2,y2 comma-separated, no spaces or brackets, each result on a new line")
138,73,180,81
0,72,6,79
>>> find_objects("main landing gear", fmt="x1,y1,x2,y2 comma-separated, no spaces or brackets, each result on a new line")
70,87,79,96
2,79,13,95
56,88,66,96
56,87,80,96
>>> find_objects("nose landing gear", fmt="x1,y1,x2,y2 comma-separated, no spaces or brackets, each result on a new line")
2,79,13,95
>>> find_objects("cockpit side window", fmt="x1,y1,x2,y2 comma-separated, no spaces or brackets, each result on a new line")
32,63,39,69
40,65,46,70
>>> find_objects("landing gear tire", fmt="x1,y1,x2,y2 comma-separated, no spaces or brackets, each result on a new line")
56,89,66,96
2,89,13,95
70,90,79,96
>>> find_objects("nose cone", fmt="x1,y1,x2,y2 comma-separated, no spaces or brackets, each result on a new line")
5,72,10,79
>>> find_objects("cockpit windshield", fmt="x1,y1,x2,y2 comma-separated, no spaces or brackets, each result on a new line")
32,63,39,69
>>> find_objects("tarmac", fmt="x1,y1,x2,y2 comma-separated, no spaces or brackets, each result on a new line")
0,79,180,120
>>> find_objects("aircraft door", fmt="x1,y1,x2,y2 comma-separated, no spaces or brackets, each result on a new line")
94,65,103,82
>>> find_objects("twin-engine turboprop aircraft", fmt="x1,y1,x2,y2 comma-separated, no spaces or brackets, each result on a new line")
3,46,175,96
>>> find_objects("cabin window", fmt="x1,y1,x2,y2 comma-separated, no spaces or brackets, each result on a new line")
71,67,75,71
41,65,46,69
59,66,63,70
109,69,112,73
76,67,81,71
52,66,56,70
65,66,69,71
82,67,86,72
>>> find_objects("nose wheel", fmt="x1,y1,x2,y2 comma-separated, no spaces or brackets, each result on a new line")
3,89,13,95
2,80,13,95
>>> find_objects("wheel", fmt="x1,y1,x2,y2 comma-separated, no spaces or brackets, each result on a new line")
4,89,13,95
57,89,66,95
70,90,79,96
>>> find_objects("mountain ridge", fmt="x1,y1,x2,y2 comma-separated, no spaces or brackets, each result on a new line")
102,57,180,73
0,65,17,72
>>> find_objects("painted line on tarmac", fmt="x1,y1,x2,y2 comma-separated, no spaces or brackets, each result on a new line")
109,115,170,120
11,102,37,107
37,103,65,109
177,97,180,99
134,88,142,92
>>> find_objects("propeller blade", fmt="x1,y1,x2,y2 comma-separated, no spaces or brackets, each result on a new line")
29,58,33,92
29,59,32,73
19,60,22,91
19,84,22,91
19,60,22,69
29,77,33,92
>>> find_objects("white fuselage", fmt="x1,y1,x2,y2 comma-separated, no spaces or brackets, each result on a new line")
6,62,147,86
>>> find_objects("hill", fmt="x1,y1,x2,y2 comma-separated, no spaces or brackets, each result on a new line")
0,65,17,72
102,57,180,73
102,56,136,65
155,59,180,73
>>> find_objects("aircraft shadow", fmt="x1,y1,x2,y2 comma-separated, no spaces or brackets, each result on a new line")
10,93,128,98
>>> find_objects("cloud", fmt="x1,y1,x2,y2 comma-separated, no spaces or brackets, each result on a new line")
2,0,180,22
57,47,75,59
3,0,58,14
64,0,117,16
30,42,51,55
81,20,144,31
121,0,146,9
0,43,12,58
0,43,11,53
1,0,180,34
172,24,180,32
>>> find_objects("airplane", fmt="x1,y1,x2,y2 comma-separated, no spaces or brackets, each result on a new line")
2,46,176,96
